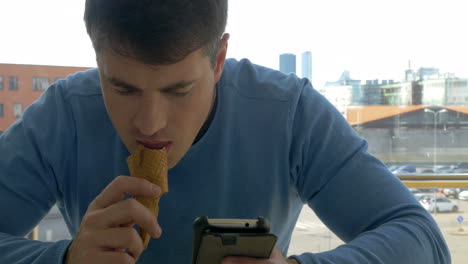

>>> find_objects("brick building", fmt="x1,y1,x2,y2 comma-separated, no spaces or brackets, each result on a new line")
0,63,91,134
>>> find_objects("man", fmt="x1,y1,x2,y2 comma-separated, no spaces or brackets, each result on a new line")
0,0,450,263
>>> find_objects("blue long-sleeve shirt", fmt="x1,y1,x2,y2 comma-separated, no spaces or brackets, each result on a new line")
0,59,450,263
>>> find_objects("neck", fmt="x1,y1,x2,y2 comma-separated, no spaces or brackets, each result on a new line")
193,86,217,144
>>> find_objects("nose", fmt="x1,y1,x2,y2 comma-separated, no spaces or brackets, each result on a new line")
133,94,168,136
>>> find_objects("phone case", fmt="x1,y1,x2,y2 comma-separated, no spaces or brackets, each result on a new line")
192,216,277,264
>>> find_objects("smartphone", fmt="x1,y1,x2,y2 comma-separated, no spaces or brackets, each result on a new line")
192,216,277,264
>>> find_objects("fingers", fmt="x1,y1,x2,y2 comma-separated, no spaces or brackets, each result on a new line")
270,247,284,259
66,229,142,264
83,198,161,238
90,227,144,260
66,176,164,264
89,176,161,211
92,251,135,264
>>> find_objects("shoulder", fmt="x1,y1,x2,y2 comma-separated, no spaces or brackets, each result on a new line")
221,58,312,103
26,68,103,122
220,58,331,121
22,67,107,134
54,68,102,101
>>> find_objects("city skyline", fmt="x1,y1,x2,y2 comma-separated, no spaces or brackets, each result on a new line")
1,0,467,88
278,50,464,87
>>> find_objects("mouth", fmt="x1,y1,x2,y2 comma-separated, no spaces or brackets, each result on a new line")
137,140,173,151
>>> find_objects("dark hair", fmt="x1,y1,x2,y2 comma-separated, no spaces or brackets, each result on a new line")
84,0,228,66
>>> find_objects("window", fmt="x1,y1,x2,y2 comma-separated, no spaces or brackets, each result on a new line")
9,76,18,91
0,76,3,90
13,104,22,118
2,0,467,261
32,77,50,91
0,104,3,117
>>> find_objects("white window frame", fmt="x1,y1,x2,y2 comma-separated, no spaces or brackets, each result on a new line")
13,104,23,118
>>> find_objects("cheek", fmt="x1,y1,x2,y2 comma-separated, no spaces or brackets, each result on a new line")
170,88,213,131
189,88,213,122
102,91,136,130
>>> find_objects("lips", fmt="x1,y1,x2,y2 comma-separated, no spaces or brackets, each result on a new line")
137,140,172,150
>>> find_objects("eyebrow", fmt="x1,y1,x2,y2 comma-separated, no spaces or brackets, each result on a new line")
104,74,198,93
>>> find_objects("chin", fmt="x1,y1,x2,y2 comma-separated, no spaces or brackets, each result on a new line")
167,151,186,169
167,158,177,169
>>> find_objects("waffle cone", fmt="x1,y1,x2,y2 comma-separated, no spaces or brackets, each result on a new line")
127,144,168,249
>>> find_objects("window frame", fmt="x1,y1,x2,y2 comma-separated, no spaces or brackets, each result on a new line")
9,76,18,91
13,103,23,118
32,77,51,91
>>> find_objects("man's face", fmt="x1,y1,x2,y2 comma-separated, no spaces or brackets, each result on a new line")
96,39,228,168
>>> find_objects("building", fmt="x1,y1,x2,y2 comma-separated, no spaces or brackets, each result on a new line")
321,85,352,116
325,71,362,105
326,68,468,107
420,78,468,106
0,63,91,134
320,64,468,167
360,80,383,105
418,67,440,80
347,105,468,166
446,78,468,105
376,77,468,106
279,53,296,75
380,81,422,105
301,51,312,81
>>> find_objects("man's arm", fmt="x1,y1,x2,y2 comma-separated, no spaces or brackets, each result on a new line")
287,79,450,263
0,84,73,263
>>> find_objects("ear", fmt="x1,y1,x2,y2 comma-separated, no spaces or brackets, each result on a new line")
213,33,230,84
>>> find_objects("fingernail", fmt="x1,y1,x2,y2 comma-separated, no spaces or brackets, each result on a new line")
152,223,162,238
155,225,162,238
151,184,161,196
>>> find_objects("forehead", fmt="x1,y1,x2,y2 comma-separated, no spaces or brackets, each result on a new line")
97,48,210,87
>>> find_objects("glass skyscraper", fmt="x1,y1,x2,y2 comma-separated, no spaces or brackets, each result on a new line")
279,53,296,75
301,51,312,81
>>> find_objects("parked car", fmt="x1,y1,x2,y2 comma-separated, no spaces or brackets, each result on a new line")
421,166,455,174
420,197,459,213
392,164,416,174
414,193,436,201
452,162,468,173
458,190,468,201
412,188,438,193
409,188,422,194
435,166,456,173
387,166,399,173
443,188,461,199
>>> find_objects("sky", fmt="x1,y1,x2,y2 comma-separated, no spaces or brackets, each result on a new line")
1,0,467,87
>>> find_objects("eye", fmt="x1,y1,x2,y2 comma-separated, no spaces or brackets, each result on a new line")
169,91,191,97
112,87,136,96
166,87,193,98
